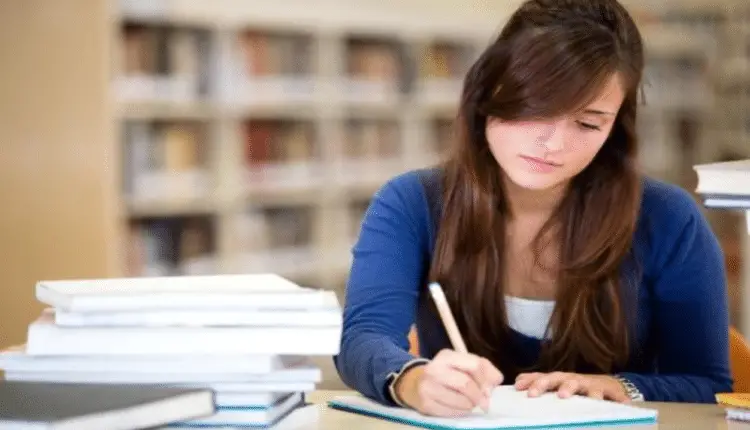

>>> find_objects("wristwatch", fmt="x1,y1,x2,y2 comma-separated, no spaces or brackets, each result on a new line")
614,375,645,402
386,358,430,407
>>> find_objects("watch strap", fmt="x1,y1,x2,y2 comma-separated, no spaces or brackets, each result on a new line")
614,374,645,402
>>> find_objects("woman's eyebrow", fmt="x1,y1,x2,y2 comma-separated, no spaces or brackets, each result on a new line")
582,109,616,116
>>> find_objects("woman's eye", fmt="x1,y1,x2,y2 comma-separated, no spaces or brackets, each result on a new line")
577,121,601,131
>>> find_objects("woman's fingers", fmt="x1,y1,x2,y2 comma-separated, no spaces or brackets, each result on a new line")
421,379,478,413
437,368,488,410
514,372,540,390
557,378,579,398
587,388,605,400
527,373,561,397
514,372,630,403
522,372,577,397
442,350,503,395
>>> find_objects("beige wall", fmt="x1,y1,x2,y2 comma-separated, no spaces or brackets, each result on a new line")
0,0,119,349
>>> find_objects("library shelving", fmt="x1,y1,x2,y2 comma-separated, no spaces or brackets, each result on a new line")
106,0,750,315
7,0,750,350
630,2,750,334
112,0,501,297
110,0,750,311
711,2,750,336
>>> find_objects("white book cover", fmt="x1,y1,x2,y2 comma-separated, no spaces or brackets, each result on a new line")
694,159,750,196
3,364,322,384
0,345,309,374
213,391,303,408
703,197,750,209
35,273,340,312
726,407,750,422
26,312,341,356
53,307,342,327
186,381,316,394
0,377,318,395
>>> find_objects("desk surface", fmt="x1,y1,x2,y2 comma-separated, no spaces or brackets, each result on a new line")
298,390,750,430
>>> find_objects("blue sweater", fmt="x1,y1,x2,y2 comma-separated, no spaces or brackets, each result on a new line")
332,167,733,405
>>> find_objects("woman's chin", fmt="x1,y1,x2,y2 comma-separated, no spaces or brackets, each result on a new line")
505,170,569,192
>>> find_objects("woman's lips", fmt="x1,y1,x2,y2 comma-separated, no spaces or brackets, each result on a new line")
519,155,562,173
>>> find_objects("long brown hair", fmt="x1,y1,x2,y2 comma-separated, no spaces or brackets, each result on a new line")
429,0,645,377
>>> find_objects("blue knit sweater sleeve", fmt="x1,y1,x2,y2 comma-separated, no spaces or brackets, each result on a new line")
332,172,429,405
618,182,734,402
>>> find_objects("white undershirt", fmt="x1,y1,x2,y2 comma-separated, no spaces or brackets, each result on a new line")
504,295,555,339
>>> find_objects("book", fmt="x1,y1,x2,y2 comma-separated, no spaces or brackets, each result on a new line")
694,159,750,197
693,160,750,234
3,364,322,384
726,408,750,422
52,307,342,327
716,393,750,422
0,344,308,374
213,391,296,408
25,311,341,356
0,380,214,430
717,393,750,408
328,386,658,430
702,196,750,209
167,402,320,430
173,392,304,427
34,273,338,312
173,381,316,394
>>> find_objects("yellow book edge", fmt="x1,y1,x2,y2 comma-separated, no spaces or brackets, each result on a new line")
716,393,750,409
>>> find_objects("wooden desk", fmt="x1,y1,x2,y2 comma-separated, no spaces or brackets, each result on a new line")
293,390,750,430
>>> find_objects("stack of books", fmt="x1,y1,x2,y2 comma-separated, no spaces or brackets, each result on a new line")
717,393,750,423
694,159,750,234
0,273,342,428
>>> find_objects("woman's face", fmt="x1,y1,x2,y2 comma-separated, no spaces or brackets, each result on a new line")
485,73,626,192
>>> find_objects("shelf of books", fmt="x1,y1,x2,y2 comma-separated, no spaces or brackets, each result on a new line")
113,0,750,315
635,1,750,332
113,0,491,297
710,3,750,333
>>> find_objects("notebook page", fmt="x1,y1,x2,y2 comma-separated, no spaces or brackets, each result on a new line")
328,386,658,429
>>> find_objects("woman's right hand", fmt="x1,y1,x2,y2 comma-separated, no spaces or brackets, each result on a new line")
394,349,504,417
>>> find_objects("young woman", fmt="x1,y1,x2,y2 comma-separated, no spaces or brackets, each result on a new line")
333,0,733,417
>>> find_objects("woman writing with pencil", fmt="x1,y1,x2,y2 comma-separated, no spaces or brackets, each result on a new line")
333,0,733,417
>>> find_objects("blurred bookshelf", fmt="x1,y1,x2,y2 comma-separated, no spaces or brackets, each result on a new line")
712,2,750,334
632,1,750,331
110,0,750,326
112,0,489,298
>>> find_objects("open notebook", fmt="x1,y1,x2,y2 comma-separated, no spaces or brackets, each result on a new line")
328,386,658,429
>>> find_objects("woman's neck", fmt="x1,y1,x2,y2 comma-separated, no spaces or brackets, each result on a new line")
502,176,567,301
503,177,569,220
